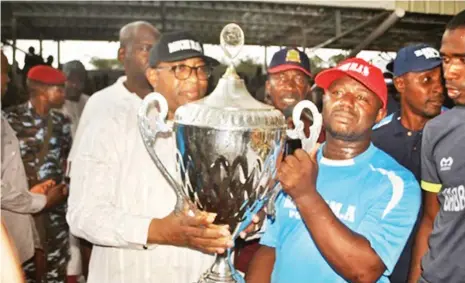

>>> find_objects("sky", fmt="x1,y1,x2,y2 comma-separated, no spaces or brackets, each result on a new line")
2,39,396,72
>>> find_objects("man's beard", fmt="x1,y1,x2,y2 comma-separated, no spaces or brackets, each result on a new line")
409,99,442,119
325,122,365,142
422,110,441,119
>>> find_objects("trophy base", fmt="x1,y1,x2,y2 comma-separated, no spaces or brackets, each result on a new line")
196,251,245,283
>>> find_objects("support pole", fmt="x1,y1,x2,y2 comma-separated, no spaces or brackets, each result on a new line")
302,27,307,49
264,45,268,71
57,40,61,69
12,17,17,75
335,10,341,36
39,38,43,56
348,8,405,58
308,11,389,52
160,1,165,32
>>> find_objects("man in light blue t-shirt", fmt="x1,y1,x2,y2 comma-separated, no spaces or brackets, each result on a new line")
246,58,421,283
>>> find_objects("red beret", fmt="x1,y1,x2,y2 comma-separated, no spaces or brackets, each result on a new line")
27,65,66,85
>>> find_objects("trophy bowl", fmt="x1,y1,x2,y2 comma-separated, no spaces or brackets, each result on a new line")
138,24,322,283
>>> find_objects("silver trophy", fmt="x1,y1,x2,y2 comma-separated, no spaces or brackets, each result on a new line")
138,24,322,283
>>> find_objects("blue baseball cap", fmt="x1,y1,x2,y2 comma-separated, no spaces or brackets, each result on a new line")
393,44,442,77
149,31,219,67
268,48,312,77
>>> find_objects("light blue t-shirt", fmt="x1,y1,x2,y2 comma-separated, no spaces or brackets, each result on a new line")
260,143,421,283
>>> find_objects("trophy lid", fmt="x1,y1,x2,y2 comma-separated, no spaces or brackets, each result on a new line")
174,24,285,130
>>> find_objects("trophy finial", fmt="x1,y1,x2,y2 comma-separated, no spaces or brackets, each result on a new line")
220,23,244,66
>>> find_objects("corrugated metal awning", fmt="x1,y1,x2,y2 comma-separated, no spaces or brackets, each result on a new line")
0,1,454,52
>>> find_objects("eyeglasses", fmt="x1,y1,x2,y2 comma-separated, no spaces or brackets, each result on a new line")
156,64,212,81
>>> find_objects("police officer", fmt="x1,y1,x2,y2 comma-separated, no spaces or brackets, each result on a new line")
5,65,72,283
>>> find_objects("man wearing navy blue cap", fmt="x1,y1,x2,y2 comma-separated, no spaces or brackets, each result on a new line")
264,48,312,112
265,48,325,142
372,43,444,283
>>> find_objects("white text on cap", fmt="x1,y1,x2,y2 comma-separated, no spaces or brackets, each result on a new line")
168,40,202,54
414,47,440,59
338,62,370,77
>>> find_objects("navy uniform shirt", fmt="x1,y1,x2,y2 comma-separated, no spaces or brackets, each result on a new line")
372,111,423,283
372,111,422,181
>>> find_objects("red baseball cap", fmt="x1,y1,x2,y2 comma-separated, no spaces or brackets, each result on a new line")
315,58,387,109
27,65,66,85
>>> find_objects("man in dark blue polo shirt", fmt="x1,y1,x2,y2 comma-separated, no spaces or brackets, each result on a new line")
373,44,444,181
372,44,444,283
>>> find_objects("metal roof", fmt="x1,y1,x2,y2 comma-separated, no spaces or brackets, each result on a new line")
1,1,453,52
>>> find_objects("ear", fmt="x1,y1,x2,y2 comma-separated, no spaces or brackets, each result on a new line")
374,106,387,124
393,76,405,94
146,68,159,90
117,47,125,64
265,79,271,96
304,81,313,100
264,80,272,104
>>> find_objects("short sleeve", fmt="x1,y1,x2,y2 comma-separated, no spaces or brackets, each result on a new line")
259,193,285,248
357,172,421,275
421,126,442,193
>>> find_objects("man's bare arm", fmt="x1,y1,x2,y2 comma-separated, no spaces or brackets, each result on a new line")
295,193,385,283
408,192,440,283
245,245,275,283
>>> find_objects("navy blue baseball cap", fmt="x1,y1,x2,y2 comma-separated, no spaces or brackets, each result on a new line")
393,44,442,77
268,48,312,77
149,31,219,67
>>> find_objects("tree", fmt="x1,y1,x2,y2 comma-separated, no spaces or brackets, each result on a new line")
89,57,123,70
309,52,348,75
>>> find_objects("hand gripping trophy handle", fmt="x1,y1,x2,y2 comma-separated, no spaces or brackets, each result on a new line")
137,92,191,214
265,100,323,219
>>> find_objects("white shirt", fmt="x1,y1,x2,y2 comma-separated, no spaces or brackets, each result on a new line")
59,94,89,276
67,77,214,283
59,94,89,138
59,94,90,276
1,115,46,263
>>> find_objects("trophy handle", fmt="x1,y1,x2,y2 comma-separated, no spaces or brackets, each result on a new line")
138,92,185,213
287,100,323,153
267,100,323,220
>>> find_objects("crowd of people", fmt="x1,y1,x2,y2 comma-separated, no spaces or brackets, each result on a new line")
1,47,120,111
1,9,464,283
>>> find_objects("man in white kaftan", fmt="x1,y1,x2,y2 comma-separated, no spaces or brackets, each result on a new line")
67,23,232,283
